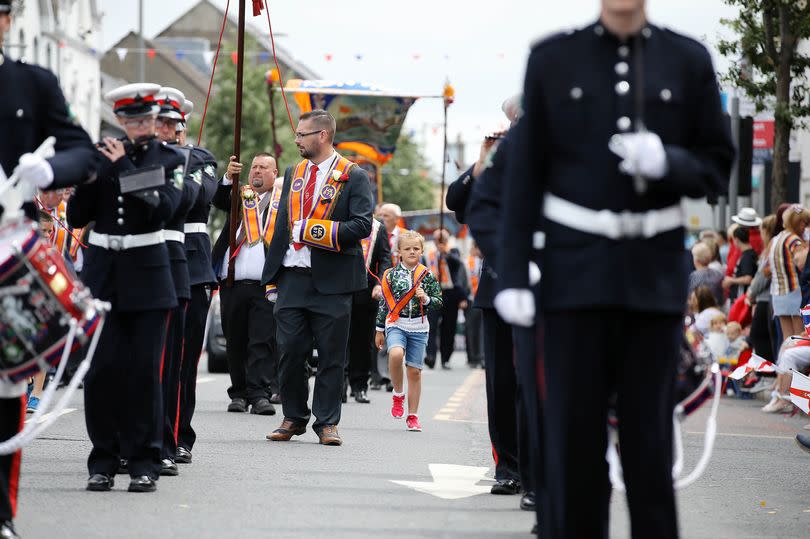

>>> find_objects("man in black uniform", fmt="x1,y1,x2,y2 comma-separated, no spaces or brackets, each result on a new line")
176,99,218,464
345,217,391,403
67,83,186,494
0,2,97,536
153,87,202,477
496,1,735,537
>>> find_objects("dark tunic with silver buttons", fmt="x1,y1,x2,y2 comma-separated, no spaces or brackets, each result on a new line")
66,139,185,312
183,146,218,287
498,21,735,314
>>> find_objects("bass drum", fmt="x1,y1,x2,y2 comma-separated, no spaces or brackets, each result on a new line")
0,218,100,383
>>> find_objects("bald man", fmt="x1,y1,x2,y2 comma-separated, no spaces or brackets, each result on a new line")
688,241,724,305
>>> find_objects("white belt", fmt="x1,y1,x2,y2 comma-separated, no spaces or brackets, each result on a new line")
543,193,683,240
184,223,208,234
88,230,165,251
163,230,185,243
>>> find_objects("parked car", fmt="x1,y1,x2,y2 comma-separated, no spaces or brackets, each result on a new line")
206,292,228,373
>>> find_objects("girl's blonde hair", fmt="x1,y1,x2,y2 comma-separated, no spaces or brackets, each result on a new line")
783,205,810,236
397,229,424,251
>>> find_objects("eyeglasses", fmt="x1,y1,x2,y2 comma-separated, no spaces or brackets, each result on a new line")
121,117,154,128
155,118,178,128
294,129,324,139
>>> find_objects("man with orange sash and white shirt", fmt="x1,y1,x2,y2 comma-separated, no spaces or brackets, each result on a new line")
263,109,373,446
377,203,406,265
211,153,282,416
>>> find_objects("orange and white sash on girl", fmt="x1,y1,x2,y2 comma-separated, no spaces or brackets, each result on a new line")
288,154,354,252
361,219,382,269
51,202,69,256
427,251,453,289
381,263,430,323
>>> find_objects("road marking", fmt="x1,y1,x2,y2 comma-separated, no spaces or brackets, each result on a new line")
686,431,795,441
391,463,492,500
25,408,76,424
196,377,215,384
433,370,484,421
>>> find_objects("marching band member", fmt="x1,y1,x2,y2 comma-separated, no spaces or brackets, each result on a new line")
496,1,735,536
66,82,186,494
153,87,202,477
0,1,96,535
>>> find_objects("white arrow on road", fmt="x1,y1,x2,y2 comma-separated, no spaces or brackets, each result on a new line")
391,464,492,500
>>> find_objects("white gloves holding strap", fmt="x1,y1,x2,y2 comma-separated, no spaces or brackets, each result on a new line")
15,152,55,189
608,132,667,180
493,262,541,328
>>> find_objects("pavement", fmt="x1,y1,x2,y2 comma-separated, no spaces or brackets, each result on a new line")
13,352,810,538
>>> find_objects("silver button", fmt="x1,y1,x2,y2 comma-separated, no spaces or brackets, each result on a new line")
660,88,672,102
615,81,630,95
618,45,629,58
16,109,23,118
617,116,632,131
118,207,125,215
642,27,652,39
117,218,124,225
153,190,159,197
615,62,629,76
117,196,124,203
594,25,604,36
570,87,583,100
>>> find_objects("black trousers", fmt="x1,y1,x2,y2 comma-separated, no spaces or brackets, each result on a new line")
85,308,168,478
275,270,352,431
161,300,188,460
0,396,24,521
220,281,278,403
178,285,210,451
347,294,377,392
750,301,775,360
513,324,540,495
482,308,520,482
465,305,484,365
542,310,680,539
427,289,461,365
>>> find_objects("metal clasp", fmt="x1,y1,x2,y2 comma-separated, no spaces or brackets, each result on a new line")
108,237,123,251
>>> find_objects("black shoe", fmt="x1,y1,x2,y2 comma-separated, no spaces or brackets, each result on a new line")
425,355,436,369
227,398,248,413
441,362,452,370
353,390,370,404
160,458,179,476
128,475,157,493
86,473,114,492
520,491,536,511
269,393,282,405
117,458,128,475
531,523,538,535
369,380,382,390
385,382,394,392
491,479,521,495
0,520,19,539
175,447,192,464
797,433,810,454
250,398,276,415
341,392,348,403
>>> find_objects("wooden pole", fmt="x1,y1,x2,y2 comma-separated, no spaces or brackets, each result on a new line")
266,79,280,161
437,99,448,284
226,0,247,287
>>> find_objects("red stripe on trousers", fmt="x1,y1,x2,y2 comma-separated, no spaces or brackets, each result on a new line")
174,302,189,444
159,311,173,383
9,395,25,517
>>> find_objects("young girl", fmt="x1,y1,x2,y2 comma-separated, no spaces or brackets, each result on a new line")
375,230,443,431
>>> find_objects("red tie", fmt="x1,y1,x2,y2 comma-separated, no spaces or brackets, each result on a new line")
294,165,318,250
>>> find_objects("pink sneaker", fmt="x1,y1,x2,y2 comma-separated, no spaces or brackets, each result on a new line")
391,394,405,419
406,414,422,432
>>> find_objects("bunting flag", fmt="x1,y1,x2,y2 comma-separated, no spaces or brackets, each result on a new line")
115,47,128,62
231,51,238,65
728,354,777,380
789,370,810,415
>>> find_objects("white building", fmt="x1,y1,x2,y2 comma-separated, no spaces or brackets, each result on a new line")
7,0,102,140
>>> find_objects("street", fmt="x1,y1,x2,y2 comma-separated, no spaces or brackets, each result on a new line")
14,352,810,539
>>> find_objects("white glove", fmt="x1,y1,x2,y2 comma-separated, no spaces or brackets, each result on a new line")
292,220,304,241
528,261,541,286
494,288,535,327
608,132,668,180
15,153,55,189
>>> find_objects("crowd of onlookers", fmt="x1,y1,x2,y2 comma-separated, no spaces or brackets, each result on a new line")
686,205,810,448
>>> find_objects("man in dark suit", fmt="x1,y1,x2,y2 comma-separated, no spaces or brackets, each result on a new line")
346,218,391,403
67,83,187,494
176,99,218,465
264,109,373,446
0,3,97,532
211,153,281,416
497,2,735,536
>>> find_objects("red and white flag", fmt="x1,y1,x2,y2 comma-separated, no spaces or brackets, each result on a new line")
728,354,777,380
789,371,810,415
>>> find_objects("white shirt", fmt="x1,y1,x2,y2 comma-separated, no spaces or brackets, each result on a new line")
219,181,270,282
282,152,338,269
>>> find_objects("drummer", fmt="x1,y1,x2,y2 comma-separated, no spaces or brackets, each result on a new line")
0,1,97,536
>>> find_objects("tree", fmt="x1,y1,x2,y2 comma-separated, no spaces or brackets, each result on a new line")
380,134,437,211
718,0,810,209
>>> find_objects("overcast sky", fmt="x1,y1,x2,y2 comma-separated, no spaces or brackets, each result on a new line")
99,0,741,170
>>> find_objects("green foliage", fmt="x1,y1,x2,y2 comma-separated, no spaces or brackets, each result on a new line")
381,134,437,211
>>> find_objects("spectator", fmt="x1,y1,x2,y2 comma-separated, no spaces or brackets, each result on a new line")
723,226,757,302
762,337,810,413
464,243,484,368
689,285,724,336
747,214,778,359
689,242,724,305
768,205,810,342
